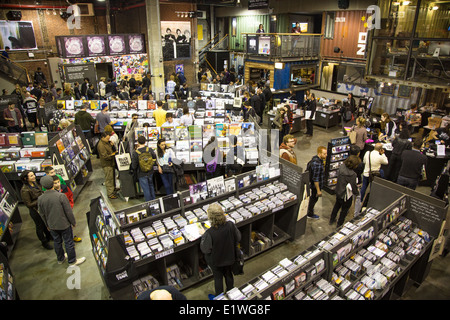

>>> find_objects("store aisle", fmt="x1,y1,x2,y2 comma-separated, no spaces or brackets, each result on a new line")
7,125,450,300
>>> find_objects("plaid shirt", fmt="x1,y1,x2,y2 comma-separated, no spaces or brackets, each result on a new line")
309,155,324,189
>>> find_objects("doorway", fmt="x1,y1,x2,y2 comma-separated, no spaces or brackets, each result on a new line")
95,63,114,82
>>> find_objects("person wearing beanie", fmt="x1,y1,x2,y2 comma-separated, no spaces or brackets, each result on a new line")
95,102,117,133
38,175,86,266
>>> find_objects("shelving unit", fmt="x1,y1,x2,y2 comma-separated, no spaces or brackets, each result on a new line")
0,248,19,300
323,136,351,195
0,124,92,202
87,161,309,300
0,171,21,256
216,178,448,300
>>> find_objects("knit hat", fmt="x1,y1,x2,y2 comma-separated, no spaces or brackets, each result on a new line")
40,175,55,190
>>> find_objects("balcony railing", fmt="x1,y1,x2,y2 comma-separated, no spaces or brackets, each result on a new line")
0,55,31,86
241,33,322,59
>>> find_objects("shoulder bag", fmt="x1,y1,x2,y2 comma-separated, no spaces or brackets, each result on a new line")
368,151,381,182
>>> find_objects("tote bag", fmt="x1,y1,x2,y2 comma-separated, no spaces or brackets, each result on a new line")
115,142,131,171
52,154,69,181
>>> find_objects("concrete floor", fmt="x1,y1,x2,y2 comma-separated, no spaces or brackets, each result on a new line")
7,124,450,300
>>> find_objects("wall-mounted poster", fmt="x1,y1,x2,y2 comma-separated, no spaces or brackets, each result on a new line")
0,20,37,50
63,36,86,58
247,35,259,54
127,34,145,54
258,36,271,55
161,21,191,61
86,35,107,57
108,35,126,55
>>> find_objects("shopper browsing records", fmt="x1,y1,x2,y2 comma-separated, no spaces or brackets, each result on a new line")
360,143,388,200
386,129,412,183
204,137,221,179
240,100,256,122
306,146,327,219
75,102,96,139
98,132,118,199
153,100,167,127
396,138,427,190
132,136,157,202
226,136,244,177
350,117,368,159
180,106,194,126
19,171,53,250
161,113,175,127
104,125,119,152
22,92,39,130
123,114,139,141
137,285,187,300
156,138,175,195
279,134,297,165
96,103,117,133
329,155,361,227
3,102,24,133
38,175,86,266
379,113,396,142
200,203,241,297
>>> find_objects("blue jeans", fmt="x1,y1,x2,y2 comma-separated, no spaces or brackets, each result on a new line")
360,169,385,200
50,227,76,264
139,173,156,202
397,176,419,190
160,173,174,195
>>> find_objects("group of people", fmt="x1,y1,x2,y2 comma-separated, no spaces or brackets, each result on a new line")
19,167,85,266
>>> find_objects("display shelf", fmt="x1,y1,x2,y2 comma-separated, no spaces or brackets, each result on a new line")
0,249,18,300
0,171,22,256
221,180,447,301
87,161,308,299
323,136,351,195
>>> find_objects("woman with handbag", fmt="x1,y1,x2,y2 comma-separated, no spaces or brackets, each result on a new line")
360,143,388,201
20,170,53,250
156,138,176,195
200,203,241,297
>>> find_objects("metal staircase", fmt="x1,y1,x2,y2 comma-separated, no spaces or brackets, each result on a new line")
0,56,31,87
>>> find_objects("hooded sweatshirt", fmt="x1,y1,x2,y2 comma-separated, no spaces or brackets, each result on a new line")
335,163,359,200
280,143,297,164
74,110,96,131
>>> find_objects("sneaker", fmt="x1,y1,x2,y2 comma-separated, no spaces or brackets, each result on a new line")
308,214,320,220
208,294,215,300
58,253,68,264
108,194,118,199
73,236,82,242
69,257,86,266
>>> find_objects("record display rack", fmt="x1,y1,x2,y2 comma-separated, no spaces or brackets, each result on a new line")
323,136,351,195
0,248,19,300
0,124,92,202
87,160,310,299
215,178,448,300
0,171,21,256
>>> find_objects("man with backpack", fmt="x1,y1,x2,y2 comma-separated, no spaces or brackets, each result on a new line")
131,135,157,202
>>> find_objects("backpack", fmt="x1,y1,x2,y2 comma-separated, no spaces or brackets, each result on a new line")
342,103,353,122
136,147,155,172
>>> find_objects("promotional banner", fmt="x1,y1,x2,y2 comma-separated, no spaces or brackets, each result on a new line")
0,20,37,50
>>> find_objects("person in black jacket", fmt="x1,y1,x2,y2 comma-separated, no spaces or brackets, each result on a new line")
386,129,412,182
329,155,361,227
200,203,241,297
305,92,316,136
74,82,82,100
250,89,262,124
81,78,89,98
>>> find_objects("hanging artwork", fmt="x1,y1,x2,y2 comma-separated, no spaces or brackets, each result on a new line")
161,21,191,61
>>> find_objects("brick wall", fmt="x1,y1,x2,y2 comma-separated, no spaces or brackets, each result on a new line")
1,2,107,86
